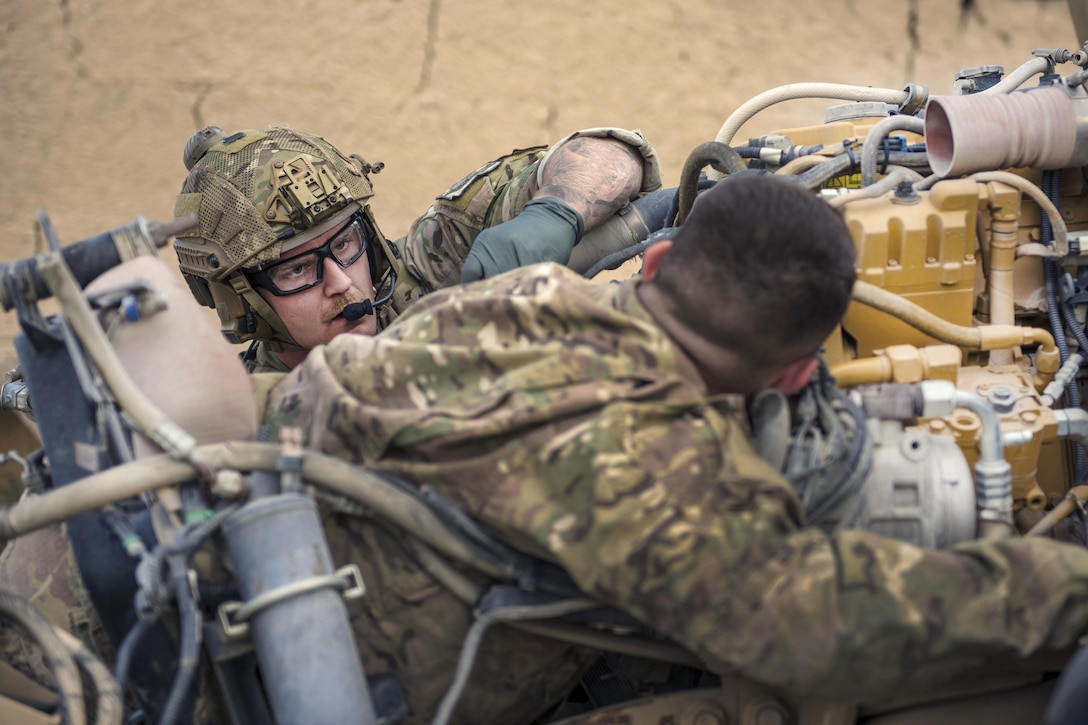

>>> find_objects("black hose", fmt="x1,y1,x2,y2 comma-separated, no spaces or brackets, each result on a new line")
676,142,749,225
796,154,854,189
1062,301,1088,353
129,506,237,725
582,227,675,280
1041,169,1087,481
114,616,157,692
0,213,194,312
156,573,201,725
67,634,123,725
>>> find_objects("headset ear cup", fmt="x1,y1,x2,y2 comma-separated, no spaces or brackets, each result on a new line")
182,273,216,308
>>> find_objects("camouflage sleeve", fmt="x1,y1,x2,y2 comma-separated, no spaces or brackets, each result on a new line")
510,400,1088,703
397,146,546,292
264,265,1088,705
271,354,1088,703
396,128,660,293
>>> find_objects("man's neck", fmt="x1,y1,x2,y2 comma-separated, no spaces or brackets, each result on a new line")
635,282,758,396
275,347,308,370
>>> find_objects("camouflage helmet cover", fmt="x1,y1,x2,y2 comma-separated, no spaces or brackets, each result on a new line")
172,126,391,345
174,126,380,277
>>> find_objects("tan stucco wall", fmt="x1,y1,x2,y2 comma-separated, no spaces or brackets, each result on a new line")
0,0,1077,377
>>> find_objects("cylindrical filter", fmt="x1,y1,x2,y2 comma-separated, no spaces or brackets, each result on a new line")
224,493,376,725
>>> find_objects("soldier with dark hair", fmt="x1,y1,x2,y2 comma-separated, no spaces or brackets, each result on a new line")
252,174,854,723
261,173,1088,722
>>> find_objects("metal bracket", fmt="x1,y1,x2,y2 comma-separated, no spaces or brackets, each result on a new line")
217,564,365,640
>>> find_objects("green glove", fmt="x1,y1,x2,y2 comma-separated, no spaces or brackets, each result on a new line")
461,197,585,283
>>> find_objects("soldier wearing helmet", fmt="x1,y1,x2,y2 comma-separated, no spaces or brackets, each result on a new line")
174,125,662,371
0,123,663,720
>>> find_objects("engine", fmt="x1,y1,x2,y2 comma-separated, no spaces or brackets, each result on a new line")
722,47,1088,550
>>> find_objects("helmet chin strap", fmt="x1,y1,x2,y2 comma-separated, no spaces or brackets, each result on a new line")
235,280,303,352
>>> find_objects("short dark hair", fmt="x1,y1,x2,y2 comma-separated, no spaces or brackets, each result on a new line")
652,173,856,370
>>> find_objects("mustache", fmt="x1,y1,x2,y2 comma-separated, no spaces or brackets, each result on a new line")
323,291,372,324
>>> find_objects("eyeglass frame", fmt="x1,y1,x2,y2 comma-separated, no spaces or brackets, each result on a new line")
246,213,371,296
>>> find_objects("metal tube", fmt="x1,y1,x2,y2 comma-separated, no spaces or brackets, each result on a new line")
223,493,376,725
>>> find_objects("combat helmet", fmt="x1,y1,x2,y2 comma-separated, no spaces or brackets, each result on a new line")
173,126,397,346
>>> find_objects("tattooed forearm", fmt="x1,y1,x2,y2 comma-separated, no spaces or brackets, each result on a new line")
534,137,643,230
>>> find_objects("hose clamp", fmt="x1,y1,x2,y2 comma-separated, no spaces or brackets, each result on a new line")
899,83,929,116
217,564,366,639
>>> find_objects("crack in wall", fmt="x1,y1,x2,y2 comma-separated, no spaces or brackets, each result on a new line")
905,0,920,81
415,0,442,94
190,84,212,130
58,0,87,78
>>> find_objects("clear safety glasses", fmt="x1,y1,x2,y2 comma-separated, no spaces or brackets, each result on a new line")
249,214,370,296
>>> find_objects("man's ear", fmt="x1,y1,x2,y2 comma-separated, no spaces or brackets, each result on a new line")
640,240,673,281
767,356,820,395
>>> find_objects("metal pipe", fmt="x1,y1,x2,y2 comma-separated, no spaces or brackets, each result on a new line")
983,180,1023,365
1025,485,1088,537
223,493,376,724
955,390,1014,537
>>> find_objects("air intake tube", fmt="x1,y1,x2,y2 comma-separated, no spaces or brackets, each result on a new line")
925,85,1088,177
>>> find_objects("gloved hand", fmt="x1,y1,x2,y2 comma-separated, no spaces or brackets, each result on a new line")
461,196,585,283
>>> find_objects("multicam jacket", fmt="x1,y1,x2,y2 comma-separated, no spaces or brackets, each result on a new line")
264,263,1088,721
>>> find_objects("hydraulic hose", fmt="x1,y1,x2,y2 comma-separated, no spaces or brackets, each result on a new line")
797,153,854,189
1040,170,1087,481
852,280,1057,357
776,153,839,176
970,171,1069,256
0,443,507,581
55,626,123,725
157,573,200,725
713,82,912,148
982,56,1053,94
114,617,156,692
828,167,924,209
859,116,926,187
1025,485,1088,536
0,589,87,725
675,142,748,224
582,238,655,280
779,149,930,182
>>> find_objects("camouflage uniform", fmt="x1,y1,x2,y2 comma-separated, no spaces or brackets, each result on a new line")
247,127,662,373
264,263,1088,717
0,130,659,719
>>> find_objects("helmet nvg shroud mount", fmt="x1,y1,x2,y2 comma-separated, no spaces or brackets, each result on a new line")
173,126,395,345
